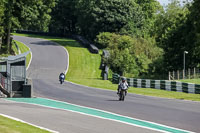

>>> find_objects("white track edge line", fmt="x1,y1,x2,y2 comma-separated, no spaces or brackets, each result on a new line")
5,98,194,133
4,99,167,133
61,46,69,75
0,113,59,133
14,40,32,70
40,97,194,133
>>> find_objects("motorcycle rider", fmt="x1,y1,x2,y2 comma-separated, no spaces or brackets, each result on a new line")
59,72,65,83
117,77,129,95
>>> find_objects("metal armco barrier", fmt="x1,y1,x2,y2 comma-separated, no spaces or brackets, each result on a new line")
0,73,5,88
112,73,200,94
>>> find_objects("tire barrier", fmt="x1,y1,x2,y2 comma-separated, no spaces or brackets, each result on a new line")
101,50,110,80
112,73,200,94
112,73,120,84
72,35,99,54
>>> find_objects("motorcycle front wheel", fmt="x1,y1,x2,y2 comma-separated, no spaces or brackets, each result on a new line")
119,91,125,101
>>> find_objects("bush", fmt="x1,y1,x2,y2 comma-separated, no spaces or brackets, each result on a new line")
96,32,163,77
95,32,118,49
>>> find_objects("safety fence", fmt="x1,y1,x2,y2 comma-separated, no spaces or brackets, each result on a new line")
112,74,200,94
0,73,5,89
0,73,11,96
169,68,200,80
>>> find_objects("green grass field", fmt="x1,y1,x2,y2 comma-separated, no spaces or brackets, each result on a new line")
12,33,200,101
0,115,50,133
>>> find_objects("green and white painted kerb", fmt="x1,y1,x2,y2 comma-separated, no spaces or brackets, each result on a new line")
113,74,200,94
6,98,194,133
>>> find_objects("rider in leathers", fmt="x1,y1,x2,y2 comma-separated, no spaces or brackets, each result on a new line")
117,77,129,95
59,72,65,82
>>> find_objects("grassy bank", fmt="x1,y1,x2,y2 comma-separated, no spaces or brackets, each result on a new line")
0,115,50,133
12,33,200,101
0,40,31,68
14,40,31,67
178,79,200,84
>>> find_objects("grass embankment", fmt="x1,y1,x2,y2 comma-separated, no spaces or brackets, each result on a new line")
0,40,31,68
0,115,50,133
12,33,200,101
178,79,200,84
14,40,31,67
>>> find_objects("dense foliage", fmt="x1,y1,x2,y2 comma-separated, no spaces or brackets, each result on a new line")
155,0,200,73
0,0,4,38
49,0,77,35
96,32,162,77
1,0,199,79
0,0,56,53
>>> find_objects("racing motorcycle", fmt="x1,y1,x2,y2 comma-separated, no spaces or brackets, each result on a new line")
59,77,64,84
118,89,127,101
117,77,128,101
59,73,65,84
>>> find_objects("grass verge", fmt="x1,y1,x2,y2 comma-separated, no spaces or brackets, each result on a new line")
0,115,50,133
12,33,200,101
178,79,200,84
0,40,31,68
14,40,31,67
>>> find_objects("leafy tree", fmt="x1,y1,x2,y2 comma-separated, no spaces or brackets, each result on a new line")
154,0,189,71
95,32,117,48
0,0,5,50
49,0,78,35
184,0,200,68
76,0,143,39
96,32,162,77
106,34,138,76
3,0,13,53
135,0,162,36
156,0,200,72
1,0,56,53
0,0,5,37
17,0,56,31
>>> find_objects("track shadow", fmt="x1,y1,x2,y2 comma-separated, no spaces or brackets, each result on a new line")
30,40,83,48
30,41,59,46
106,99,119,101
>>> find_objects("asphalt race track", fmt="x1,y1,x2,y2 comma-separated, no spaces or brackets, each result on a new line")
0,35,200,133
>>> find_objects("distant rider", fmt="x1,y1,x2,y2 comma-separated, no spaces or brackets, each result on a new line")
59,72,65,81
117,77,129,95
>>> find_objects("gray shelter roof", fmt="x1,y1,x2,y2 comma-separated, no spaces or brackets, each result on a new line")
0,51,30,64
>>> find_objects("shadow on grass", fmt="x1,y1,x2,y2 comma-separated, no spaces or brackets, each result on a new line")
53,40,83,48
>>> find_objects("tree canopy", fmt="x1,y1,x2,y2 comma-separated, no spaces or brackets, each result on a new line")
1,0,199,79
0,0,56,53
96,32,162,77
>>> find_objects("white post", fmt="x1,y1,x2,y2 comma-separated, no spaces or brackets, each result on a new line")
183,51,188,79
177,70,179,80
188,68,190,79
